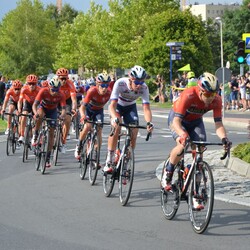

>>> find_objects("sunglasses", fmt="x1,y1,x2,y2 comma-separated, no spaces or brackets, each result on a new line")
14,88,21,91
100,83,109,88
202,91,216,98
59,77,67,81
27,82,36,86
50,88,60,93
133,80,144,85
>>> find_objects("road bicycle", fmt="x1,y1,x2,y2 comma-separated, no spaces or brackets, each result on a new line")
20,113,34,162
34,117,57,174
160,140,230,234
51,118,63,166
103,123,151,206
79,120,110,185
2,112,19,156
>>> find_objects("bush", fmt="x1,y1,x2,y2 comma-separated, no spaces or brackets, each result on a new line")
232,142,250,164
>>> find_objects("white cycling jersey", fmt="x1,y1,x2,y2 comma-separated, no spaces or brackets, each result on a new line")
110,77,150,106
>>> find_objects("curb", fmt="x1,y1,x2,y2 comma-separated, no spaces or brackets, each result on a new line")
203,117,249,129
223,157,250,178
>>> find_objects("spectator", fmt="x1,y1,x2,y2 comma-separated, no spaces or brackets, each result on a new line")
228,75,239,110
154,74,167,103
0,76,6,111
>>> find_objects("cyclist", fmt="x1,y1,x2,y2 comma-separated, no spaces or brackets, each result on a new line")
17,74,41,143
186,71,198,88
32,76,66,168
162,72,231,209
56,68,77,153
103,65,154,173
74,73,111,160
1,79,22,135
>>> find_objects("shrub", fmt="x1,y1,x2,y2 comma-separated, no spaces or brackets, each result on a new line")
232,142,250,164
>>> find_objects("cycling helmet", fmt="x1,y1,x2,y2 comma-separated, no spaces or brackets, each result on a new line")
187,71,195,79
56,68,69,77
12,79,22,88
96,73,111,83
198,72,219,93
129,65,147,80
49,76,61,88
26,74,38,84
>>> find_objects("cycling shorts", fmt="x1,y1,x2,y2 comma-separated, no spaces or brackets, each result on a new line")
86,105,104,127
116,103,139,125
168,109,206,141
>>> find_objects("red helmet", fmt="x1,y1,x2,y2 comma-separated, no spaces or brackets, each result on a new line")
26,74,38,84
41,80,49,87
56,68,69,77
12,79,22,89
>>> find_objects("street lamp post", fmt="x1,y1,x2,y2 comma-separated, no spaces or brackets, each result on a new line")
215,16,225,118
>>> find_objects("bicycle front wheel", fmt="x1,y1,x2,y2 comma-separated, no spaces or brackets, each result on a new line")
188,161,214,234
22,126,30,162
119,146,134,206
35,133,42,171
40,132,49,174
6,130,12,156
160,159,180,220
88,135,100,185
52,127,61,166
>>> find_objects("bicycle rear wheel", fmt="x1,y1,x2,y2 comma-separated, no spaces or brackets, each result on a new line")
80,140,88,180
40,132,49,174
6,130,12,156
88,135,100,185
119,146,134,206
22,125,30,162
160,159,180,220
188,161,214,234
52,127,61,166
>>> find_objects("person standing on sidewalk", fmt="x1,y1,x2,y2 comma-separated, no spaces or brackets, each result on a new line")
161,72,231,210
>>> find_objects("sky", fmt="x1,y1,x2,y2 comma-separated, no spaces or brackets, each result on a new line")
0,0,243,21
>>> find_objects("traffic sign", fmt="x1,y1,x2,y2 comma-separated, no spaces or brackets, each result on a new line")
246,54,250,65
242,33,250,53
215,67,231,84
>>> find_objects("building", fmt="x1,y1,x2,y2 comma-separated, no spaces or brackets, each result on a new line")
184,3,241,21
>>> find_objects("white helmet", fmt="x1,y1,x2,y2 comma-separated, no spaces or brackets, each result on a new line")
49,76,61,88
198,72,219,93
129,65,147,80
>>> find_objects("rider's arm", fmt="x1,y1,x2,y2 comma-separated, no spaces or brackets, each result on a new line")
109,100,118,120
32,100,39,116
214,121,227,140
143,103,152,123
71,95,77,111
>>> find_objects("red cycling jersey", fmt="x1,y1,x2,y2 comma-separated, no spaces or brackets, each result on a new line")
83,86,111,110
19,85,41,104
35,87,66,110
60,79,76,100
173,87,222,122
5,87,21,103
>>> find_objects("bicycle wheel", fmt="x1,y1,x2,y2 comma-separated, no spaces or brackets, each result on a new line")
119,145,134,206
103,168,116,197
35,133,42,171
75,113,80,139
52,127,60,166
188,161,214,234
88,135,100,185
6,130,12,156
22,125,30,162
12,125,18,154
160,159,180,220
40,132,49,174
80,140,88,180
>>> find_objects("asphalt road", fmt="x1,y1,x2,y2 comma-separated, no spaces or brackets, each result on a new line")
0,108,249,250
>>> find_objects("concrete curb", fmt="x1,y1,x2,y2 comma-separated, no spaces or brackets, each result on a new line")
203,117,249,129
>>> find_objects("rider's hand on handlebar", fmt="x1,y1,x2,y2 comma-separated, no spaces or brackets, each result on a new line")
33,113,40,120
221,137,232,151
80,115,89,124
146,122,154,133
179,132,189,146
71,109,77,117
111,117,119,127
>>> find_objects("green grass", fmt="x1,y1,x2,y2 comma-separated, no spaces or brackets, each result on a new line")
232,142,250,164
0,119,6,133
137,98,173,109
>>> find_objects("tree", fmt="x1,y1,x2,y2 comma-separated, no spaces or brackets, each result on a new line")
139,9,213,81
0,0,57,79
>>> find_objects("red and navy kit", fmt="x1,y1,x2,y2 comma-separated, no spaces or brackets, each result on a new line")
20,85,41,105
173,87,222,122
5,87,20,103
83,86,111,110
35,87,66,110
60,79,76,101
